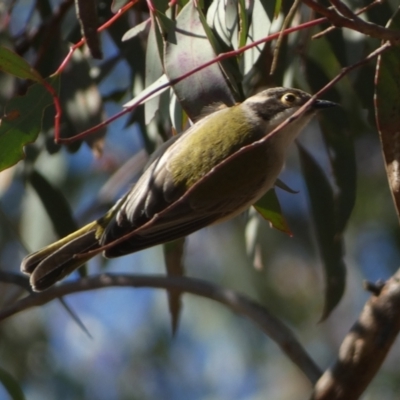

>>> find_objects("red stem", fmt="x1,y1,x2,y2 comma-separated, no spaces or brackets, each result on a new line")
57,16,328,144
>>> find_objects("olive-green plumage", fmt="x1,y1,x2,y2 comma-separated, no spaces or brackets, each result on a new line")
21,87,336,291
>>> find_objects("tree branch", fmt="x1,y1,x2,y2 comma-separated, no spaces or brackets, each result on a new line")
302,0,400,44
0,272,322,384
310,269,400,400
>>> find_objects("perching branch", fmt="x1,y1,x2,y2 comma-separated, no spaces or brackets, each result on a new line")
0,272,322,384
310,269,400,400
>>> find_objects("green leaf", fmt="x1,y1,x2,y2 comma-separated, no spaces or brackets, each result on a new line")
0,46,42,82
273,0,282,18
238,0,249,49
298,144,346,320
0,78,56,172
375,8,400,220
253,189,291,235
0,366,25,400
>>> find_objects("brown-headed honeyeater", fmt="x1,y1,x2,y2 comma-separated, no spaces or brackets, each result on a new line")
21,87,336,291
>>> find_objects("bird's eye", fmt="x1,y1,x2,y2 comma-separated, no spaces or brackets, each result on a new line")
281,93,297,104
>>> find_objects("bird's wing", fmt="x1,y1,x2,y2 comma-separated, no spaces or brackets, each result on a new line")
101,108,240,256
101,156,228,257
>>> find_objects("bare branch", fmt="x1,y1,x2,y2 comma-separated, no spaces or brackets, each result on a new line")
302,0,400,44
0,272,322,384
312,0,382,40
310,269,400,400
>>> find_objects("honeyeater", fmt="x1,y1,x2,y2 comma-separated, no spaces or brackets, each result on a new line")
21,87,336,291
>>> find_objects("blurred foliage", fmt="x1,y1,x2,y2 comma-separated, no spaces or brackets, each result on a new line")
0,0,400,399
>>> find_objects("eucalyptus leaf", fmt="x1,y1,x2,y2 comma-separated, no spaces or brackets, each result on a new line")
122,18,151,41
0,79,55,172
0,45,42,82
164,1,236,120
298,143,346,320
0,367,25,400
253,188,291,235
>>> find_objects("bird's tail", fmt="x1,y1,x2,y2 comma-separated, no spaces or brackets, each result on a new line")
21,221,103,292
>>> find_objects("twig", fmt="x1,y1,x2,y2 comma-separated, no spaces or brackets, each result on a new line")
312,0,382,40
56,16,328,144
310,269,400,400
329,0,362,21
302,0,400,44
270,0,301,75
0,271,31,291
0,272,322,384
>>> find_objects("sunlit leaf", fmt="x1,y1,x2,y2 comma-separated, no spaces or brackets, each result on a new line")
123,74,169,110
122,18,151,41
111,0,130,13
207,0,237,47
144,19,168,124
242,0,271,76
238,0,249,49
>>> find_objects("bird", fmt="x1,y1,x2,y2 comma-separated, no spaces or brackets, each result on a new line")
21,87,336,291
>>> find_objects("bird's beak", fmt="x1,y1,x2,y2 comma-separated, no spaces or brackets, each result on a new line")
313,99,338,109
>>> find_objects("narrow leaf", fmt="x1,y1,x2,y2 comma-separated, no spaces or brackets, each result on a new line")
275,178,299,194
0,367,25,400
111,0,130,13
123,74,169,109
28,170,78,238
164,1,235,120
163,238,186,335
253,189,292,235
306,45,356,234
0,46,42,82
122,19,151,41
28,169,87,278
298,144,346,320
